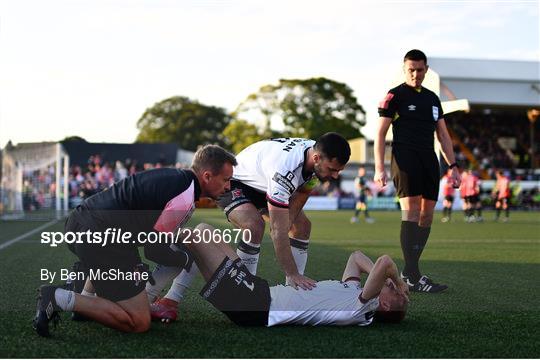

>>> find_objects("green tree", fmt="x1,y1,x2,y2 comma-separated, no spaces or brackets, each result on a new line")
223,120,265,154
136,96,231,151
61,136,87,142
235,77,366,140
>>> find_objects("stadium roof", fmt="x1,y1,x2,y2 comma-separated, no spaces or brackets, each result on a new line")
429,58,540,107
61,141,179,167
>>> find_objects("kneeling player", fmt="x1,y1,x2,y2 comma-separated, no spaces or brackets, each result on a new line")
32,145,236,337
186,223,409,327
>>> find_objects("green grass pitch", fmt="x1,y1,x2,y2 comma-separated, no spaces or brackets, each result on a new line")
0,210,539,358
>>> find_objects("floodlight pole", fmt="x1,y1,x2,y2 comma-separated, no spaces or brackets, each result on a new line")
528,109,539,170
531,122,535,169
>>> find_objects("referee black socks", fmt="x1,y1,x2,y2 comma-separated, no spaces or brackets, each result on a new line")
400,221,418,281
415,225,431,264
400,221,431,283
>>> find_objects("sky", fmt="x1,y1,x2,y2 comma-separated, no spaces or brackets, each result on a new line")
0,0,538,147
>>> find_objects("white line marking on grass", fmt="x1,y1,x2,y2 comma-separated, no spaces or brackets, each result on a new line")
0,219,59,251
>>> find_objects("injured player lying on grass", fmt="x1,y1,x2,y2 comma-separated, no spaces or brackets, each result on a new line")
183,223,409,326
33,223,409,335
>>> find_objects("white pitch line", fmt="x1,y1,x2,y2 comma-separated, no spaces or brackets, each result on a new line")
0,219,59,251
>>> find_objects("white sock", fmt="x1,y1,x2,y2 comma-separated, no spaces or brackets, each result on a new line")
55,288,75,311
81,289,95,297
286,238,309,285
164,263,200,303
237,241,260,275
146,265,182,302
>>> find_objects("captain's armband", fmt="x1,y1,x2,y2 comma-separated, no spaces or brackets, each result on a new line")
302,177,319,192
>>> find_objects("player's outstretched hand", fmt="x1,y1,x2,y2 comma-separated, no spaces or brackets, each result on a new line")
374,169,387,188
287,273,317,290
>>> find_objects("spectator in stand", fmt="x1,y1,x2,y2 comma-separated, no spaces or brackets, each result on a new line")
115,161,128,181
95,162,114,189
129,164,138,176
79,179,98,199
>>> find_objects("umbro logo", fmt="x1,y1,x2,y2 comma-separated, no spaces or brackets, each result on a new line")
46,302,54,319
408,105,416,111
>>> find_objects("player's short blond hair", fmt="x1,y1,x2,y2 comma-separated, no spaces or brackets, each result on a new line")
191,145,237,175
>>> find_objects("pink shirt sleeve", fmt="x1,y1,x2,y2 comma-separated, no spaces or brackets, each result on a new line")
153,181,196,233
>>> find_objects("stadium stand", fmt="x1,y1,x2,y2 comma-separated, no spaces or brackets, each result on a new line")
0,141,193,219
428,57,540,180
446,108,539,175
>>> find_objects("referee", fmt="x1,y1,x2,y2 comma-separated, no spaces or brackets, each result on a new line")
374,49,461,293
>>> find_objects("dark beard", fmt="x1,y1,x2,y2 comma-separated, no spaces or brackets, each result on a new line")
314,163,329,182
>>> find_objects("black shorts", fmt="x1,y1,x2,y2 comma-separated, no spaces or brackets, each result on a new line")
391,145,440,201
200,257,270,326
356,194,367,204
464,195,479,204
217,180,268,220
444,195,454,202
64,214,146,302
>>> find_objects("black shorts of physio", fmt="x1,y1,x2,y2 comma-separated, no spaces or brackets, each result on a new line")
217,180,269,220
200,257,271,326
64,214,146,302
391,145,440,201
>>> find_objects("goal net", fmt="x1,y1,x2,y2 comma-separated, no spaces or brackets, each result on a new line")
0,142,69,220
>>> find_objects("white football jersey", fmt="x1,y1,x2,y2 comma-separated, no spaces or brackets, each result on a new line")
267,280,379,326
233,138,316,207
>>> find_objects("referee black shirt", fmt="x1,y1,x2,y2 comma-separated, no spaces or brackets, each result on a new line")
378,83,444,151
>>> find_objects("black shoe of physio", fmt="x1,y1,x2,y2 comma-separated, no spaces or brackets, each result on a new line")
32,285,62,337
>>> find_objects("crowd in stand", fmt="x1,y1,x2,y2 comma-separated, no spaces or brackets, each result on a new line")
18,153,540,213
68,155,189,204
20,155,187,211
447,112,540,179
21,168,55,211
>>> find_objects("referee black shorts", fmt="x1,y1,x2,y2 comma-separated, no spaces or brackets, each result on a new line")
391,145,440,201
64,214,146,302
